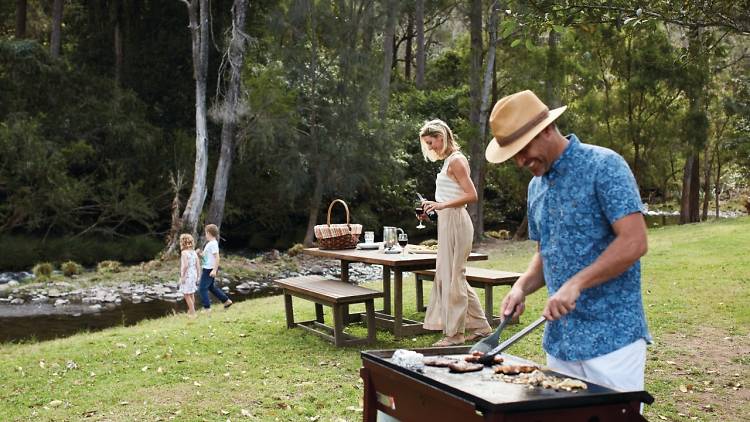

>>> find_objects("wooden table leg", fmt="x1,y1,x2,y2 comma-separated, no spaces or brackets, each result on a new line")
394,269,403,338
365,299,376,344
484,285,493,325
315,303,324,323
333,303,345,347
284,293,295,328
382,265,391,315
415,273,425,312
341,260,350,324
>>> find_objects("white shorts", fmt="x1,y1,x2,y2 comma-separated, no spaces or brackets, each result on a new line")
546,338,647,392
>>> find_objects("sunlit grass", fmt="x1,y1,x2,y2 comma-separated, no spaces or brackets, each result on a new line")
0,217,748,421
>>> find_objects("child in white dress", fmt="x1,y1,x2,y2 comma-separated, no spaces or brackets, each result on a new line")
179,234,200,317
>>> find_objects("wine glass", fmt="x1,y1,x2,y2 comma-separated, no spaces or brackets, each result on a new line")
398,232,408,255
415,202,426,229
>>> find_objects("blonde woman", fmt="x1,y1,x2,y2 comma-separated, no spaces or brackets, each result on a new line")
179,234,200,317
419,119,492,346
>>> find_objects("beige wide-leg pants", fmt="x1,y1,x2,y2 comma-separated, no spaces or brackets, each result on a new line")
423,207,490,336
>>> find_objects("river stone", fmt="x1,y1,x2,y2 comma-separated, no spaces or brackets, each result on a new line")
131,295,143,303
236,283,251,291
32,296,47,302
54,299,68,307
89,304,102,312
48,289,62,298
104,303,117,310
103,295,118,303
309,265,325,275
10,298,24,305
7,280,19,287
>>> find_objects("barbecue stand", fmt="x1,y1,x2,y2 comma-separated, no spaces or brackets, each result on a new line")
360,346,653,422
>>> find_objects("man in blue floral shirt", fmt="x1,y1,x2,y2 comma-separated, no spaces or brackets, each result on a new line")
485,90,651,392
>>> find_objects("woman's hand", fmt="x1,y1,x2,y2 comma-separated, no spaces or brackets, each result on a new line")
421,200,443,214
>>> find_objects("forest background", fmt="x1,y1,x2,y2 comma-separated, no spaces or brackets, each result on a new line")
1,0,748,270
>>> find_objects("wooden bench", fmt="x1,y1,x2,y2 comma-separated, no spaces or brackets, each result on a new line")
275,275,383,347
414,267,522,326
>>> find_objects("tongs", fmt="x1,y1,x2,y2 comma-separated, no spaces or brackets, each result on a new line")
472,316,547,366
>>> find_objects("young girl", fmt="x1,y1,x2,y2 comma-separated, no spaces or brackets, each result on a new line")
179,233,200,317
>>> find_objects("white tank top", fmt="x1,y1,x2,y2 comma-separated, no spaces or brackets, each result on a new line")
435,152,466,203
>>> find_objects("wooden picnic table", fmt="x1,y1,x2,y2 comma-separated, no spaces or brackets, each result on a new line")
302,247,488,337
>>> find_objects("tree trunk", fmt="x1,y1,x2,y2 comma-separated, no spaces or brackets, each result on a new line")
679,155,700,224
714,139,722,218
415,0,425,89
545,28,561,107
50,0,63,58
472,0,500,244
379,0,399,119
304,166,325,247
512,215,528,241
405,11,413,80
701,138,712,221
303,1,322,247
206,0,250,229
113,0,123,87
168,0,211,253
164,171,185,258
467,0,483,241
679,28,708,225
15,0,27,39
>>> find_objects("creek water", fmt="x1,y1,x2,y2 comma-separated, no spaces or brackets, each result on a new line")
0,289,278,344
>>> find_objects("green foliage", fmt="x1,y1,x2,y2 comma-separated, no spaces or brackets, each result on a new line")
97,260,122,274
32,262,54,280
286,243,305,257
0,235,162,271
60,261,82,277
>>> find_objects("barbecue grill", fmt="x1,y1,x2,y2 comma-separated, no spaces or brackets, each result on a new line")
360,346,653,421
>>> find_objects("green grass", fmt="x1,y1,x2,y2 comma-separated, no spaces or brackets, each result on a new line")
1,218,749,421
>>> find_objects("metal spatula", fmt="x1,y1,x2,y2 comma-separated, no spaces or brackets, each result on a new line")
469,314,513,354
477,316,546,365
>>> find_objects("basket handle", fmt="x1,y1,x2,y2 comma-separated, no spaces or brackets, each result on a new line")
326,199,351,227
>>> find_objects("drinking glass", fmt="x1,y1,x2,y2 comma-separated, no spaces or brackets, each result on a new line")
364,231,375,244
415,202,426,229
398,232,408,255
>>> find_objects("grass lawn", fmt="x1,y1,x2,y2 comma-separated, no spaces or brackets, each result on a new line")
1,217,748,421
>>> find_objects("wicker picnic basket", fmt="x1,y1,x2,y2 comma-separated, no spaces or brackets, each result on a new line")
314,199,362,250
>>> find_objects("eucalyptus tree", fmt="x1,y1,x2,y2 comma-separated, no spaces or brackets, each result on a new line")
206,0,251,230
15,0,26,38
50,0,62,58
166,0,211,254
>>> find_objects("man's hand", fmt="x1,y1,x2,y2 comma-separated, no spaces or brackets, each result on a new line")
543,280,581,320
501,287,526,320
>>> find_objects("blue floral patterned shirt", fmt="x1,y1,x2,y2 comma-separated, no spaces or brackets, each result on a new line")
528,134,651,361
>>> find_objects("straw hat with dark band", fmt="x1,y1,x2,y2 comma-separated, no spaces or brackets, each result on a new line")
485,90,567,163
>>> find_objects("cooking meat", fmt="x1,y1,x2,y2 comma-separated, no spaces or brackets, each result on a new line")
494,365,538,375
448,361,484,373
494,369,588,391
464,352,504,364
423,357,458,367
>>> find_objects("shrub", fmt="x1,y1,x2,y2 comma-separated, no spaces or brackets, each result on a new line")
420,239,438,247
97,260,122,273
61,261,82,277
32,262,54,280
286,243,305,257
486,230,511,240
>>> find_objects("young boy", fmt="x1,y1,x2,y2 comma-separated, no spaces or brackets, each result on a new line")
198,224,233,310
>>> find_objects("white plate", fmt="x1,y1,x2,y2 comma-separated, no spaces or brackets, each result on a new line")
356,242,381,250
